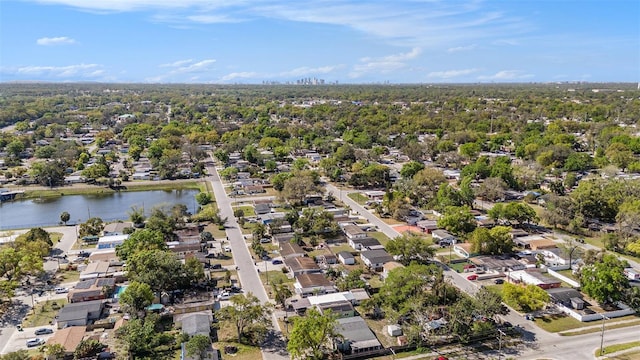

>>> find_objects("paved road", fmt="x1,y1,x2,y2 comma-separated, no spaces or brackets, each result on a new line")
0,225,79,354
207,161,289,360
326,184,640,360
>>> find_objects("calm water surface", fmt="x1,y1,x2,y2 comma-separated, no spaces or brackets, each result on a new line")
0,189,198,230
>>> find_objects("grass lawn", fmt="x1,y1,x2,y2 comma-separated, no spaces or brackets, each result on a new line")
555,269,579,281
214,341,263,360
329,243,354,255
381,217,405,225
234,205,255,217
259,270,293,297
205,223,228,239
23,299,67,327
361,315,396,348
596,341,640,357
347,192,368,205
50,232,62,243
601,349,640,360
369,232,392,247
56,269,80,283
561,319,640,336
448,261,472,273
367,276,384,289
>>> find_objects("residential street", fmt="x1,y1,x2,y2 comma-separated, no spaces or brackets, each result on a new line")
207,160,289,360
326,183,640,360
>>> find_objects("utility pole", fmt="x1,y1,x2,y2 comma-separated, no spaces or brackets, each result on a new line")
497,328,506,359
600,315,608,355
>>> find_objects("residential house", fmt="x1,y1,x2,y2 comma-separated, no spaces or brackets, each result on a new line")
469,256,526,272
540,247,573,267
273,233,296,244
364,191,386,200
102,222,134,236
56,300,104,329
317,301,355,318
68,277,115,303
279,242,306,259
432,230,457,246
360,250,393,271
334,316,383,355
317,253,337,265
348,237,383,251
284,257,321,276
337,251,355,265
79,261,125,281
294,273,336,297
97,234,129,249
46,326,86,357
342,224,368,240
180,312,213,337
508,269,561,290
546,287,585,309
254,203,271,215
416,220,438,233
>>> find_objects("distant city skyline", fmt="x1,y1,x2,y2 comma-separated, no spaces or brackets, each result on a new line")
0,0,638,84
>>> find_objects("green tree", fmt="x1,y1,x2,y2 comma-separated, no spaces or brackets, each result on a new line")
437,206,476,236
336,269,367,292
195,192,212,206
119,281,154,317
128,206,146,228
45,343,66,360
126,250,188,292
272,280,293,309
216,293,272,344
502,282,549,312
21,227,52,247
79,217,104,237
281,173,321,205
185,334,211,360
30,160,66,187
580,254,629,304
0,350,30,360
400,161,425,179
469,226,514,255
59,211,70,225
116,229,167,261
287,308,340,360
376,263,443,317
385,233,435,265
73,339,104,360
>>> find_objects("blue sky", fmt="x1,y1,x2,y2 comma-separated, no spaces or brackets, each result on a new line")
0,0,638,84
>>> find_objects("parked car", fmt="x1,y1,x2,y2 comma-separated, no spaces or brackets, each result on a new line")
54,287,68,294
261,255,271,261
271,259,283,265
525,314,535,320
466,275,478,281
211,264,223,270
260,238,271,244
494,279,505,284
26,338,45,347
34,328,53,335
217,292,231,301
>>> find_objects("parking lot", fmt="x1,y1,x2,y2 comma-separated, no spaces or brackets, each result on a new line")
2,325,55,354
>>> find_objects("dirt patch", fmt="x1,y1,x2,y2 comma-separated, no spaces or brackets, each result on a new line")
391,225,422,234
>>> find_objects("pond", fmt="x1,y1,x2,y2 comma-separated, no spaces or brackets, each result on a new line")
0,189,199,230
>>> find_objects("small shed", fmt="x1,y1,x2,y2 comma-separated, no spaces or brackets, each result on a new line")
386,324,403,337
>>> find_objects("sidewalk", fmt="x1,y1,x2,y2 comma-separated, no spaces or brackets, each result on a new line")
558,317,640,335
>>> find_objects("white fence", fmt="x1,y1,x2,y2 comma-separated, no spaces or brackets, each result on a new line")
547,268,581,288
558,302,635,322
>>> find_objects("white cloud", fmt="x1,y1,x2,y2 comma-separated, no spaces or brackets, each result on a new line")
447,44,476,53
160,59,194,67
150,59,217,82
428,68,479,79
28,1,528,48
219,72,260,81
350,48,421,78
36,36,76,46
477,70,534,80
14,63,103,77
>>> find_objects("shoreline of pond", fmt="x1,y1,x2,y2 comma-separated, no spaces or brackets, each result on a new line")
9,180,205,200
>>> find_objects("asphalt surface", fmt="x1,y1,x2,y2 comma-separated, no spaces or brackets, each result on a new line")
207,160,289,360
326,184,640,360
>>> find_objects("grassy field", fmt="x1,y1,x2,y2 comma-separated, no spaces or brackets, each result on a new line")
369,232,392,247
233,205,255,217
56,269,81,283
347,192,368,205
561,318,640,336
214,341,262,360
602,349,640,360
596,341,640,357
23,181,202,199
23,299,67,327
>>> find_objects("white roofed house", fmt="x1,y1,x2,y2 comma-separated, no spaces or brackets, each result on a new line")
360,249,393,272
334,316,383,355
